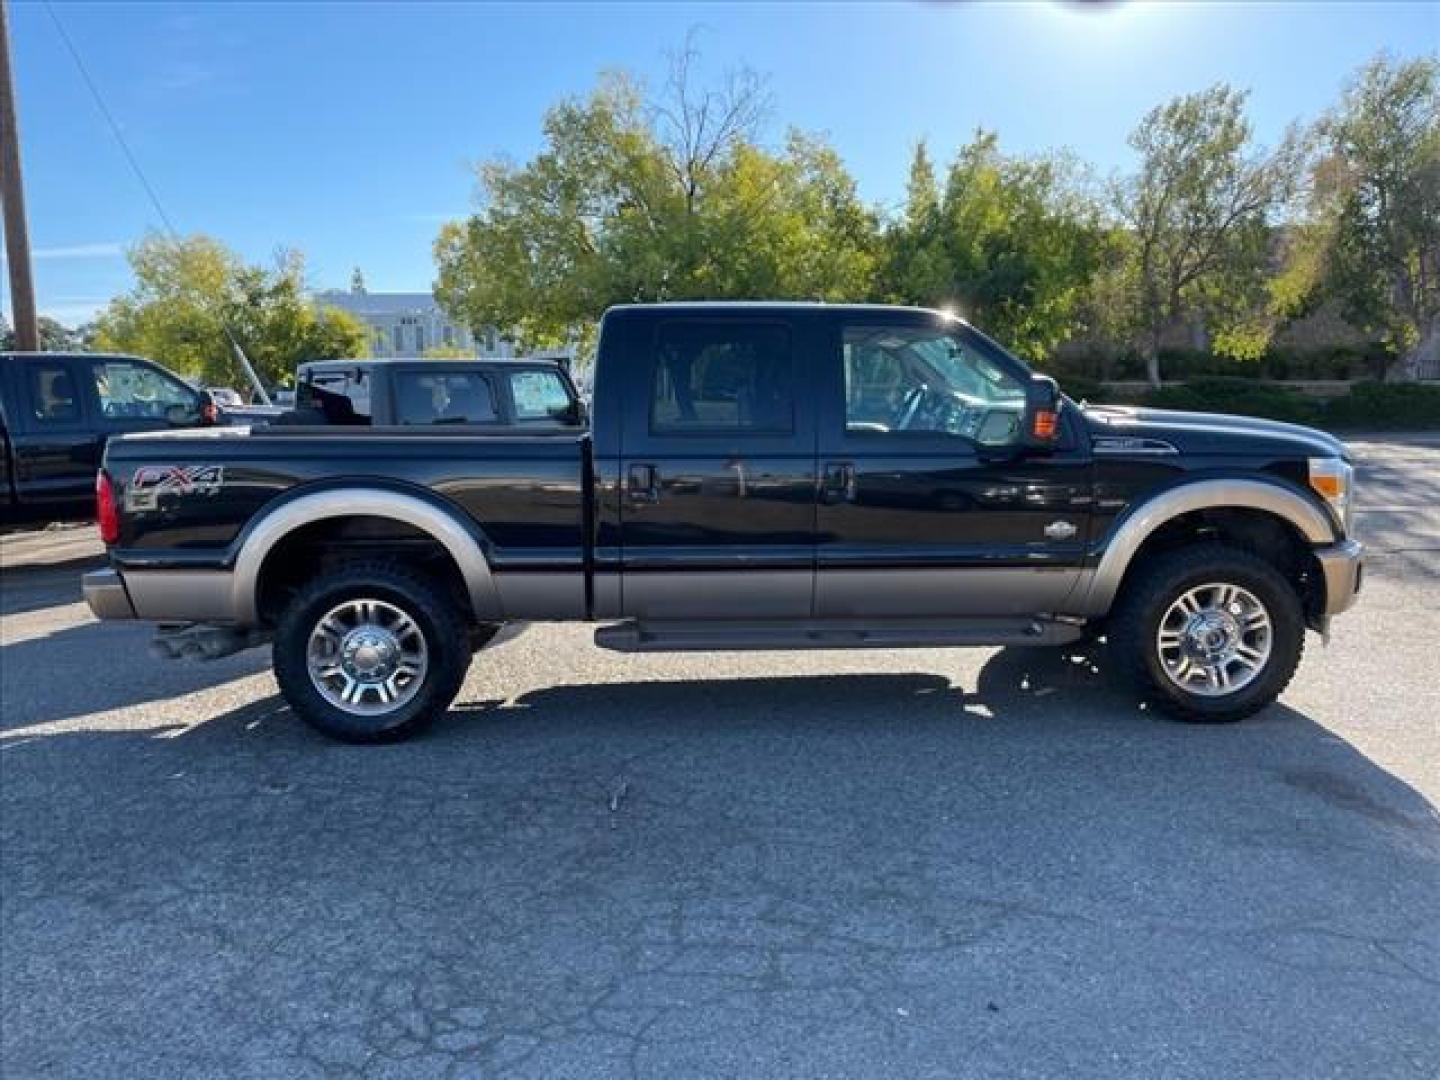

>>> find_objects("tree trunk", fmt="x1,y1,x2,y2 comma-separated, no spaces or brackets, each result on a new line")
1144,326,1163,389
1397,321,1440,382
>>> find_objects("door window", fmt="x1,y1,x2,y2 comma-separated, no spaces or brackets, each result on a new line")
92,361,199,422
842,324,1025,446
651,322,794,434
27,364,80,423
508,370,573,422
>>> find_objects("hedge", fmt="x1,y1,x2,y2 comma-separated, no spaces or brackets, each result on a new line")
1049,344,1397,383
1129,377,1440,431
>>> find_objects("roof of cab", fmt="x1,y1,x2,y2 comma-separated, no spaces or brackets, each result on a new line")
298,357,567,369
603,301,955,318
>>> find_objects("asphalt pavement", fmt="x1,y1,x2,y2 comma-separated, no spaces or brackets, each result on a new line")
2,435,1438,1079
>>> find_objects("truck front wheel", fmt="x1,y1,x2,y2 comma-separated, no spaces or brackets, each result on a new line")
272,562,471,743
1108,543,1305,722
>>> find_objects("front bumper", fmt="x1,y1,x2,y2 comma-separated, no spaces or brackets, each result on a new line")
1314,539,1363,617
82,568,136,620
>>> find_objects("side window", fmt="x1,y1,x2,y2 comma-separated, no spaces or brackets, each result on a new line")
651,322,793,434
394,372,496,425
298,371,372,424
508,370,573,422
842,324,1026,446
92,361,198,422
27,364,80,424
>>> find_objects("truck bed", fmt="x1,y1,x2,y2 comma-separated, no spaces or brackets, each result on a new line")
103,426,591,600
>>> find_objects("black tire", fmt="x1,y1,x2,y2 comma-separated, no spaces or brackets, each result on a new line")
273,561,471,743
1108,543,1305,723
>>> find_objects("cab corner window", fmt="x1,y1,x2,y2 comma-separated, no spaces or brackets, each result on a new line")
394,372,496,425
92,361,199,423
28,365,80,424
651,322,794,434
842,324,1025,446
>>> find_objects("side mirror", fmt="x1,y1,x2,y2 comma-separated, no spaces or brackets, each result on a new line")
1021,375,1062,450
568,399,590,427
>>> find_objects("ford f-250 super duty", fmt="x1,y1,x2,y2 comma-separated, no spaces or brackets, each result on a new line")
83,303,1363,742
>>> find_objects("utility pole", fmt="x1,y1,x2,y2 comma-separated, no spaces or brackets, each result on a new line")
0,0,38,351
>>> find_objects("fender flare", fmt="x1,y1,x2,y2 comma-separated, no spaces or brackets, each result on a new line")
230,488,502,625
1075,478,1337,616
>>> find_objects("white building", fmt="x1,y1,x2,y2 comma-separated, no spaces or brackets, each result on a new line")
313,279,515,359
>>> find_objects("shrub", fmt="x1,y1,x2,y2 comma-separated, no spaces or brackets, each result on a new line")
1142,377,1323,426
1322,381,1440,430
1055,374,1106,403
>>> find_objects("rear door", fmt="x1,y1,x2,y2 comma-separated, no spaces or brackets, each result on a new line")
8,357,97,512
618,312,818,619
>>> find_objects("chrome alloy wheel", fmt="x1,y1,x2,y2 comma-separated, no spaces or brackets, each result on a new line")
306,599,428,715
1156,582,1272,697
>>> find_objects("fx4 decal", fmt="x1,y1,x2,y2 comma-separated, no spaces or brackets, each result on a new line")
126,465,225,512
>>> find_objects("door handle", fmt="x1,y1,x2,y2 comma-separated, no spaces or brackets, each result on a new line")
627,462,660,504
821,461,856,504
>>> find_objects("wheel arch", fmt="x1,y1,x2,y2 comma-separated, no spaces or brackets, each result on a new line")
1078,479,1336,618
231,487,501,626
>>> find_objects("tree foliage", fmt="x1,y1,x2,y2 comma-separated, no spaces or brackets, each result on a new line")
92,234,368,388
877,133,1103,362
434,43,877,354
1,315,87,352
1283,54,1440,378
1113,85,1299,385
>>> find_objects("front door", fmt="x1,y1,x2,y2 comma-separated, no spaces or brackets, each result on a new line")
814,313,1093,618
619,314,818,620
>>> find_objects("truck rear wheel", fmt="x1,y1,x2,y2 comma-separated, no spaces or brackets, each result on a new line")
1108,543,1305,722
273,562,471,743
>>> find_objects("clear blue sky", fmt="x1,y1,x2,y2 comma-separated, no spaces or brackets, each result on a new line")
6,0,1437,326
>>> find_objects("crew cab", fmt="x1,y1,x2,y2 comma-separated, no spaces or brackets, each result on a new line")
280,358,585,429
1,352,217,526
83,303,1363,742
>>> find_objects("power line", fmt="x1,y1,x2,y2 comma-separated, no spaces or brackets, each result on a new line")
43,1,180,238
42,1,272,403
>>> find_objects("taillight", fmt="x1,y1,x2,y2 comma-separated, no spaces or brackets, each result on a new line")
96,470,120,545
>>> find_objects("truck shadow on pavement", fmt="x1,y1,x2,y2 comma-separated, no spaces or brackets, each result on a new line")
0,618,272,730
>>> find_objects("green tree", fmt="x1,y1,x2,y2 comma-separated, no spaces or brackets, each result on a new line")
93,234,368,388
1117,85,1298,386
1,315,84,352
1278,53,1439,379
434,44,877,352
878,133,1103,361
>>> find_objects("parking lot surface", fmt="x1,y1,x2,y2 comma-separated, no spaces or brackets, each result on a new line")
3,436,1438,1079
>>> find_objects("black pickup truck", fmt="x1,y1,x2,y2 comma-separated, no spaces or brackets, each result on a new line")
1,352,218,526
84,303,1363,742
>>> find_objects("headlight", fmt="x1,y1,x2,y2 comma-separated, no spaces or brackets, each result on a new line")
1308,457,1354,536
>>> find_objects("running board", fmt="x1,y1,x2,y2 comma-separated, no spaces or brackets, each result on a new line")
594,617,1084,653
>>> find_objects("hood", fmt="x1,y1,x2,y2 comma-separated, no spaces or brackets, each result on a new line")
1080,404,1348,460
